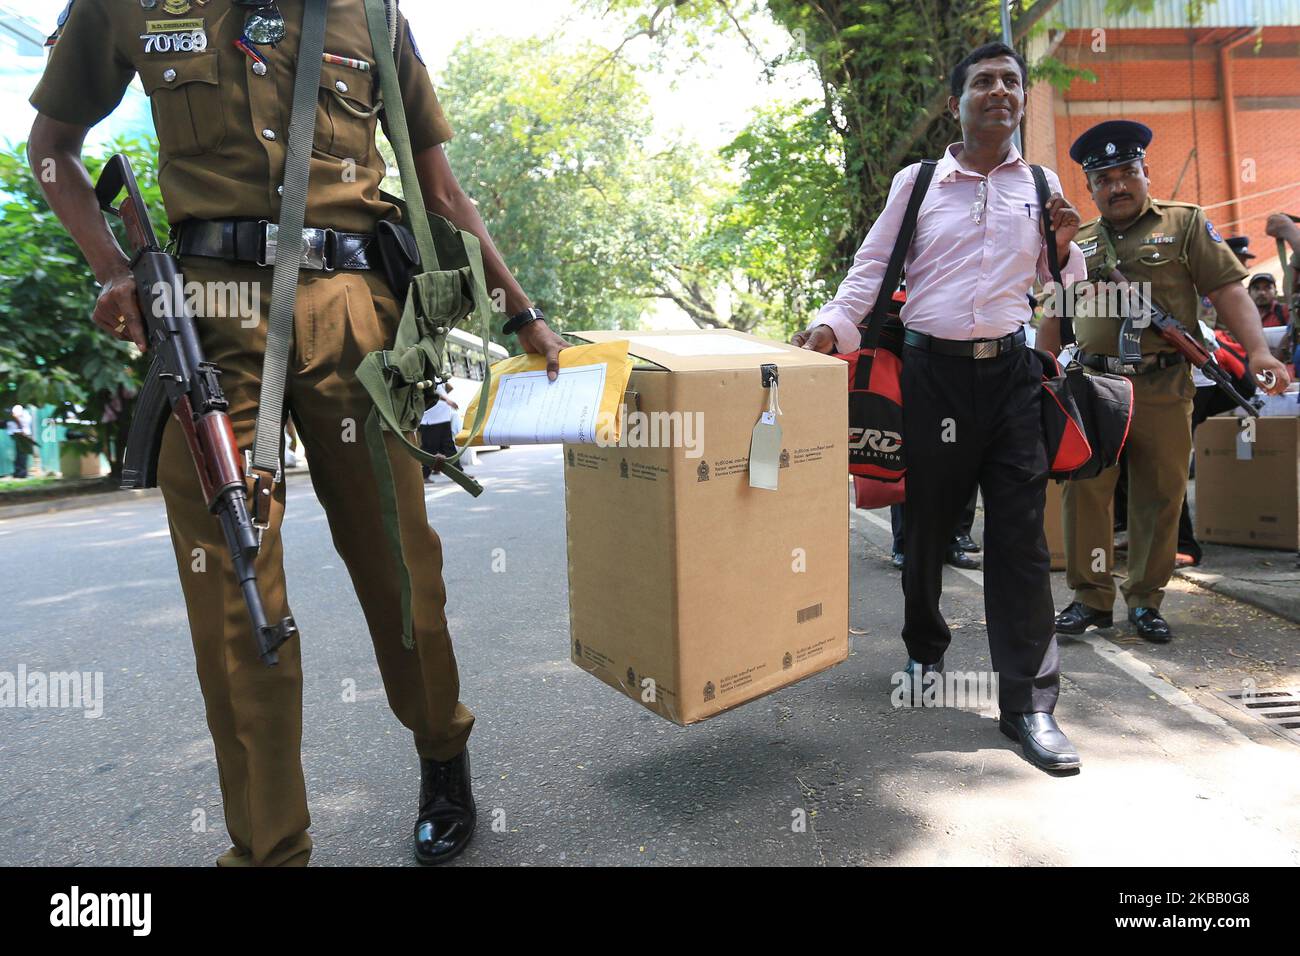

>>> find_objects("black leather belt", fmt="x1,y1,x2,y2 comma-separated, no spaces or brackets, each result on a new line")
173,219,375,271
903,327,1026,359
1079,351,1186,375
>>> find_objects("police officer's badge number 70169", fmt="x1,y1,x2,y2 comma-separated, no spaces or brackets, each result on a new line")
141,18,208,54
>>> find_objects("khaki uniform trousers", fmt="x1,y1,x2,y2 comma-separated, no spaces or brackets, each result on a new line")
1063,361,1195,612
157,258,474,867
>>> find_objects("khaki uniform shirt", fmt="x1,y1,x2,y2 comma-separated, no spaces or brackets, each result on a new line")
31,0,452,235
1072,198,1247,356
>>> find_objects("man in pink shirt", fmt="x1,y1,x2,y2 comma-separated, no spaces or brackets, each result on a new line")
795,43,1085,773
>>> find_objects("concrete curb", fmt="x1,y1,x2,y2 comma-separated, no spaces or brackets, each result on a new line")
1175,564,1300,626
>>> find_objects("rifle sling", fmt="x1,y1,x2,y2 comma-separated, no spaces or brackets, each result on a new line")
247,0,329,523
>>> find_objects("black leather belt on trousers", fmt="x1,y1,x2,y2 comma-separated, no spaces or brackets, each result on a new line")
1078,351,1186,375
903,327,1026,359
173,219,375,271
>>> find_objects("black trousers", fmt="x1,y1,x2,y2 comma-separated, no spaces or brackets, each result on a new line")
11,435,29,479
890,487,977,554
418,422,457,479
900,344,1059,714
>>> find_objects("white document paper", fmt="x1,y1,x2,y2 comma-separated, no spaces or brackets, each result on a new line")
481,362,610,445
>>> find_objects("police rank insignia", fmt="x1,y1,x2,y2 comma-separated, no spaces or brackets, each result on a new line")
141,19,207,53
162,0,193,14
1206,221,1223,242
1078,239,1100,258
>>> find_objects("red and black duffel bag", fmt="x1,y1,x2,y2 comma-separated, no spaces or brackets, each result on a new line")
843,159,937,509
1029,164,1133,481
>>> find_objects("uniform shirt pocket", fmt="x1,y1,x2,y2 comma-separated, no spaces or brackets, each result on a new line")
316,61,378,162
139,53,225,158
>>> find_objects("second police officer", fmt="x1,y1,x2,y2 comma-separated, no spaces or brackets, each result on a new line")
1042,121,1290,643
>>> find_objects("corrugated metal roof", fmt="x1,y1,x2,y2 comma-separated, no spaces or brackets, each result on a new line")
1054,0,1300,29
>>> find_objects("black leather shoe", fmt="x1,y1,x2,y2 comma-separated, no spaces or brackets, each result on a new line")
899,656,944,704
414,749,476,865
1055,601,1113,635
945,546,980,570
890,551,905,570
953,534,981,554
999,712,1081,772
1128,607,1172,643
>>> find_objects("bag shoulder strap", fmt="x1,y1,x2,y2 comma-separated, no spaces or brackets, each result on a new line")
248,0,329,500
1031,163,1075,347
860,159,937,353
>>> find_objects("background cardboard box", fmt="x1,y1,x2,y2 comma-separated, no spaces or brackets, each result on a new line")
563,330,849,725
1196,415,1300,550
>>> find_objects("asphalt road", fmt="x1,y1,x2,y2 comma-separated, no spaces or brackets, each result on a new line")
2,445,1299,866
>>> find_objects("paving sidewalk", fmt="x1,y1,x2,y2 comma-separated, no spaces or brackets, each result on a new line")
1176,544,1300,626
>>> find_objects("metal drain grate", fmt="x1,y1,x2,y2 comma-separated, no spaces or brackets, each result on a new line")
1214,687,1300,745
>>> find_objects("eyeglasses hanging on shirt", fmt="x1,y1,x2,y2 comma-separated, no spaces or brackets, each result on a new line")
969,179,988,225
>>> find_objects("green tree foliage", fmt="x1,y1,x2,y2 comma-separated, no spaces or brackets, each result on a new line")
0,139,164,468
437,36,668,336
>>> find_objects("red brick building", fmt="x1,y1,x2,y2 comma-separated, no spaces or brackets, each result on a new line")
1024,0,1300,280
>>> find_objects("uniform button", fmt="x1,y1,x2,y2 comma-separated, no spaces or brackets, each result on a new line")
252,62,268,76
335,80,349,94
277,186,284,195
163,69,177,83
262,129,276,141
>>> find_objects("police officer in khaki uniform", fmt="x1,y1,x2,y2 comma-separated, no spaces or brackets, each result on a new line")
28,0,567,866
1040,121,1289,643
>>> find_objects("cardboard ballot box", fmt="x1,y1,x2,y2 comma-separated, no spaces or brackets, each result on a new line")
1195,415,1300,550
563,330,849,725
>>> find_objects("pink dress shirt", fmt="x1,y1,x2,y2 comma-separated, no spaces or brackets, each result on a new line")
813,143,1084,354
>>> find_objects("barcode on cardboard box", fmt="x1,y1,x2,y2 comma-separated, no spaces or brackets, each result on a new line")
797,603,822,624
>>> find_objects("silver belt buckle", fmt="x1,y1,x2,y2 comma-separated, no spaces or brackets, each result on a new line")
259,222,327,270
972,340,999,360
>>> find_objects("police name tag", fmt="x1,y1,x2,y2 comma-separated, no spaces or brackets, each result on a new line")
141,19,206,53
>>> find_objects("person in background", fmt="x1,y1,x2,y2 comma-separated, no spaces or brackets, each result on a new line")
797,42,1086,773
419,384,466,483
1265,213,1300,374
1248,274,1289,329
889,490,980,571
6,405,34,479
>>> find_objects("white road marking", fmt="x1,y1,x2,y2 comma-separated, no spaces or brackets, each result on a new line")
851,507,1250,742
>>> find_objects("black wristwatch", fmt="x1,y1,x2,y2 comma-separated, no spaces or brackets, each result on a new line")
503,306,544,336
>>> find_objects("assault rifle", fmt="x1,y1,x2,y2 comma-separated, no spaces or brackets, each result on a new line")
96,154,295,665
1106,267,1259,418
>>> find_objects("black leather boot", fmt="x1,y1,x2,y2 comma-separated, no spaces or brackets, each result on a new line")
414,749,476,865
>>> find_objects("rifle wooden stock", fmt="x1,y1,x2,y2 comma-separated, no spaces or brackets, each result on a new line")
99,154,295,665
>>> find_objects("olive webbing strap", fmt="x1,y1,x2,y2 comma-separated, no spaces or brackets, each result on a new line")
362,0,494,469
249,0,329,501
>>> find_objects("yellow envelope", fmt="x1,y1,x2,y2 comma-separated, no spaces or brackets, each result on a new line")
455,340,633,447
